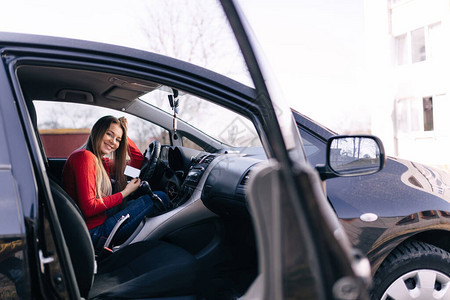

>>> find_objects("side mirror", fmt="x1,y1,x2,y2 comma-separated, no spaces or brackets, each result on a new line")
316,135,385,180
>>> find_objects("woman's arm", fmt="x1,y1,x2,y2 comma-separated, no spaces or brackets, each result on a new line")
127,138,145,169
69,151,123,218
119,116,145,169
120,177,141,198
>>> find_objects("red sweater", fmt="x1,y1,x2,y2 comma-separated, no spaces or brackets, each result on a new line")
62,139,144,230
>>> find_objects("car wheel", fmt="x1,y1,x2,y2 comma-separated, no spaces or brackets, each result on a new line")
370,241,450,300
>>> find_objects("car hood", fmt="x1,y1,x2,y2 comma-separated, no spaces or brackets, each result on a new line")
326,156,450,219
394,156,450,200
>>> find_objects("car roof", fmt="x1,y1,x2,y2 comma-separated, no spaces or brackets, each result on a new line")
1,32,263,152
0,31,255,102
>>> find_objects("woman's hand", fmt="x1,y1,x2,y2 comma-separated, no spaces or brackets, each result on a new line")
121,178,141,198
118,116,128,131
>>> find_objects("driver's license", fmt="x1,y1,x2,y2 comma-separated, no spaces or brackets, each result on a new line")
124,165,141,178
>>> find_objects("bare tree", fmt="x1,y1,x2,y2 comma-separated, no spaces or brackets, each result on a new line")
39,1,257,150
139,0,241,70
36,102,99,130
137,0,249,119
128,116,170,151
132,0,261,147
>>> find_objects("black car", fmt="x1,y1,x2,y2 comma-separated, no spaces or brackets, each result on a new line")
0,2,381,299
295,110,450,300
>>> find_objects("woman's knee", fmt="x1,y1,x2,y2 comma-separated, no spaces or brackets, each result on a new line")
130,194,154,212
154,191,169,205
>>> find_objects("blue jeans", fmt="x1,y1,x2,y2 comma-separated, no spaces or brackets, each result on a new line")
89,191,168,252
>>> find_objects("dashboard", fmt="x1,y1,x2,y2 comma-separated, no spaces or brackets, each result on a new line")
160,145,262,216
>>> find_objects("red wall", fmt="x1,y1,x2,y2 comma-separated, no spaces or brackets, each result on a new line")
40,132,89,158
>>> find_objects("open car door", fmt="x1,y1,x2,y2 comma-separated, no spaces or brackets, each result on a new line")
221,1,371,299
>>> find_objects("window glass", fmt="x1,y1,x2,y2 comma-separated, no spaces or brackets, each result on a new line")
138,1,252,87
297,127,325,167
411,27,426,63
395,100,408,132
34,101,169,158
428,22,442,61
1,1,252,87
423,97,434,131
181,136,205,151
395,34,408,65
410,98,422,132
395,99,409,133
140,89,261,148
432,94,449,132
395,98,422,134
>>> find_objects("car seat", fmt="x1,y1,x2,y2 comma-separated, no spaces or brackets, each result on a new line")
50,179,198,299
24,98,198,298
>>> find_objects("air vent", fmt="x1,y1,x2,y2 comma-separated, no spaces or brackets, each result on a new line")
199,155,216,164
240,170,251,185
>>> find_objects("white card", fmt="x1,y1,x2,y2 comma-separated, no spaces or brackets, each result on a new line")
124,165,141,178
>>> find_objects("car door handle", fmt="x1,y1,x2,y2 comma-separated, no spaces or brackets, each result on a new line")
39,249,55,273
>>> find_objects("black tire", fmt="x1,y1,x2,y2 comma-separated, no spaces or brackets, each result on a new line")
370,240,450,300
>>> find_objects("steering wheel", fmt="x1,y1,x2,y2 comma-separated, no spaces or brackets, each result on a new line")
140,140,161,182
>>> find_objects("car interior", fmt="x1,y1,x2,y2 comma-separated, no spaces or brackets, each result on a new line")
17,63,262,298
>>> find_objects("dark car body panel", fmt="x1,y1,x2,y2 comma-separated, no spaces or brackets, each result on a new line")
0,20,372,296
294,110,450,273
2,29,442,297
328,159,450,218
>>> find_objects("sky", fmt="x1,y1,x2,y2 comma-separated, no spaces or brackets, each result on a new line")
240,0,367,132
0,0,366,133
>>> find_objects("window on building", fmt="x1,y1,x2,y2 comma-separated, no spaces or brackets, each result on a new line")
423,97,434,131
394,22,441,66
395,97,436,134
395,99,409,133
428,22,442,60
395,98,421,134
411,27,426,63
395,34,408,65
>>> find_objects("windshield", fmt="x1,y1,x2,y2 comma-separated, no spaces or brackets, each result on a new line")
140,88,261,148
1,1,253,88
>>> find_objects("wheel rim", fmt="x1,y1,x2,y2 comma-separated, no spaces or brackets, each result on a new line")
381,269,450,300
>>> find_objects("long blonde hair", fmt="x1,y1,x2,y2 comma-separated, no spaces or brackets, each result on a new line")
84,116,128,199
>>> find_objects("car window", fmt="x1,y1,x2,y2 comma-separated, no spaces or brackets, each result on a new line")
34,101,169,158
181,136,205,151
298,126,326,167
140,89,261,148
2,1,252,88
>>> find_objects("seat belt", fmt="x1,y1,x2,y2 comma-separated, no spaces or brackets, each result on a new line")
103,214,130,252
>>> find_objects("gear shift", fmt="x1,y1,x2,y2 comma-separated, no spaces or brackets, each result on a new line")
140,181,168,211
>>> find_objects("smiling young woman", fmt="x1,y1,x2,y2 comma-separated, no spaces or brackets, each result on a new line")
62,115,168,252
100,123,122,155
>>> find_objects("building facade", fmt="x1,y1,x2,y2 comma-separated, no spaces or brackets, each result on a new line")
370,0,450,169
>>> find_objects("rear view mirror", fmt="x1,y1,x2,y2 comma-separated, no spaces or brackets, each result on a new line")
317,135,385,180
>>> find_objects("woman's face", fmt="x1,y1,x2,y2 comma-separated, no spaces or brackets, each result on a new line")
100,123,123,155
